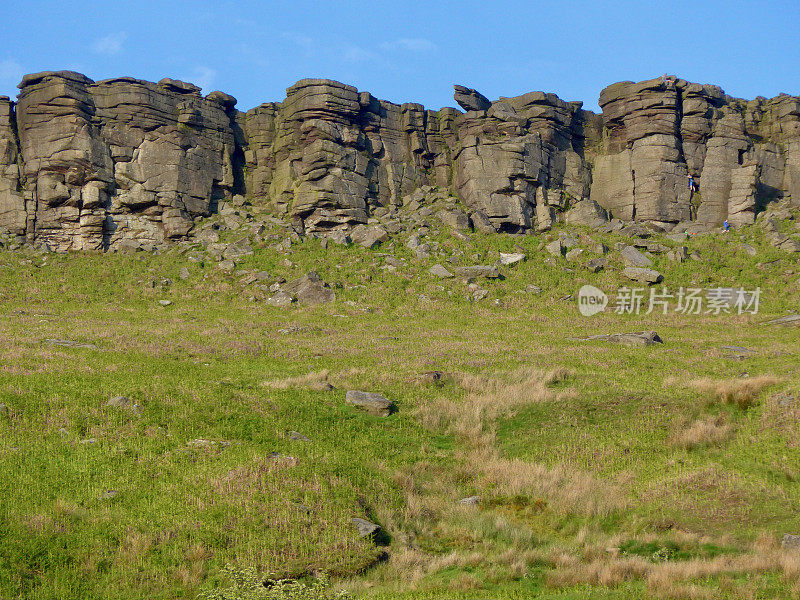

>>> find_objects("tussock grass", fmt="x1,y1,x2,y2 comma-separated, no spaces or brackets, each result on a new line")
262,369,334,391
666,375,782,409
669,415,734,449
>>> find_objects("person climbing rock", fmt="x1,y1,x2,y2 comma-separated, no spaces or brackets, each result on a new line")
687,174,698,197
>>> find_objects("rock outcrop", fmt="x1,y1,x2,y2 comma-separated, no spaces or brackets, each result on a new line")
10,71,238,250
591,76,800,228
0,70,798,251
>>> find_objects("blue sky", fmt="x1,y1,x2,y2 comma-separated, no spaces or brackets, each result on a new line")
1,1,798,113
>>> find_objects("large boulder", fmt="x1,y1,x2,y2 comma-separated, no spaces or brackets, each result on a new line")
453,85,491,112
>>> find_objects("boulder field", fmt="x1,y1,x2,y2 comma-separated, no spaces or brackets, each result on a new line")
0,71,798,251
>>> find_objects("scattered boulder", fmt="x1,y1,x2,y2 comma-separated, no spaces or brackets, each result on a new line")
429,264,454,278
763,314,800,327
455,265,500,279
282,272,335,305
288,431,311,442
458,496,481,505
565,199,610,228
345,390,395,416
351,517,381,538
623,267,663,284
266,290,295,307
587,257,607,272
782,534,800,550
546,239,564,257
565,248,584,262
351,225,389,249
45,339,98,350
741,243,757,257
499,252,525,266
620,245,653,267
417,371,447,386
106,396,142,413
437,209,471,231
581,331,663,347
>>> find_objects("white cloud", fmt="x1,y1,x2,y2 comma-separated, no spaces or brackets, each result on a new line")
381,38,437,53
92,32,127,56
0,58,23,85
342,45,375,63
281,32,315,57
191,66,217,92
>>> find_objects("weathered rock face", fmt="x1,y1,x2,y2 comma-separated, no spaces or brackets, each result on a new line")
10,71,238,250
1,71,798,250
591,76,800,228
243,79,435,234
453,91,592,232
0,96,25,235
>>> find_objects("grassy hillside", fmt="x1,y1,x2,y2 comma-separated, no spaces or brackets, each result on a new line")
1,212,799,599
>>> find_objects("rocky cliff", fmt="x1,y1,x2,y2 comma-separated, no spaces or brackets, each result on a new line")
0,71,797,250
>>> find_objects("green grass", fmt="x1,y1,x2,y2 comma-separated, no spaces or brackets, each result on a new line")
1,215,799,599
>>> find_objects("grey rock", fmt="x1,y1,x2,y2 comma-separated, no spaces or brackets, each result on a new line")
429,264,454,278
565,199,609,228
351,517,381,538
782,534,800,550
587,257,607,272
282,272,335,305
45,339,98,350
622,267,663,284
620,245,653,267
106,396,142,413
453,85,491,111
345,390,395,416
454,265,500,279
266,291,295,307
499,252,525,266
351,225,389,249
458,496,481,505
763,314,800,326
158,299,172,306
437,209,471,231
581,331,663,347
741,243,757,257
545,239,564,257
288,431,311,442
565,248,584,262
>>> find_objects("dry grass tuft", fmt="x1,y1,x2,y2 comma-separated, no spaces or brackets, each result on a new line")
669,415,734,450
546,555,649,588
666,375,781,409
262,369,334,391
474,447,629,517
417,367,572,439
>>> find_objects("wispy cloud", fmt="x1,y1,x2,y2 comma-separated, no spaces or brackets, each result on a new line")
380,38,437,53
281,32,315,57
0,58,23,86
342,45,375,63
92,32,127,55
191,66,217,92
